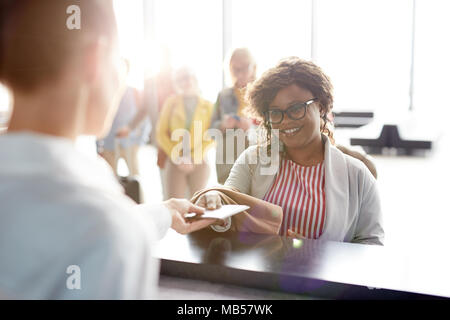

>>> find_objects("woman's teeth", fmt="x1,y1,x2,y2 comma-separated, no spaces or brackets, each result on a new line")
281,127,301,135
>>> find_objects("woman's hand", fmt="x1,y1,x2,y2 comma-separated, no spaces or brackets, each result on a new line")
196,191,230,229
196,190,223,210
287,229,306,239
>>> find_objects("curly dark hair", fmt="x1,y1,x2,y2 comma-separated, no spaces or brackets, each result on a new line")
245,57,335,153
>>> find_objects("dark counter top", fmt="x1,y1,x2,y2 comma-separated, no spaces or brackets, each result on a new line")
154,228,449,299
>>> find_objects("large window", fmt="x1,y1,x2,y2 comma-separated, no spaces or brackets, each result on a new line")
151,0,223,102
314,0,413,116
113,0,449,120
231,0,312,79
113,0,145,89
113,0,223,102
413,0,450,117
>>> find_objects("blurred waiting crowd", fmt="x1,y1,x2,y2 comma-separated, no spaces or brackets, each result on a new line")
99,48,259,201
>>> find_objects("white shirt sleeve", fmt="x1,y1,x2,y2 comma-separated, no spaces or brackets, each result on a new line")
57,203,171,299
133,203,172,240
56,217,160,299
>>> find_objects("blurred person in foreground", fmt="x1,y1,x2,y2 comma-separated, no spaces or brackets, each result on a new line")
0,0,216,299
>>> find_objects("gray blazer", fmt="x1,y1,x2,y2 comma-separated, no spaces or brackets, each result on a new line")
224,136,384,245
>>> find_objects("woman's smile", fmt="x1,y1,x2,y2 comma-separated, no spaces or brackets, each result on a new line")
279,125,303,137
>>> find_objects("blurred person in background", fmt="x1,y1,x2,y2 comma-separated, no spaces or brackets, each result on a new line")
97,58,151,176
116,46,176,199
156,67,214,199
0,0,215,299
210,48,257,184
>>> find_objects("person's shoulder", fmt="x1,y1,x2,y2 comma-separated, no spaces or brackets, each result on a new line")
330,142,363,168
331,144,376,185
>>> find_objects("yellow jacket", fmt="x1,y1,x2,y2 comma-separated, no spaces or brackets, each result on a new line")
156,94,215,164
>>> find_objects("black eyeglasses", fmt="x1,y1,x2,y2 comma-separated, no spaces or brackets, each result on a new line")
264,98,317,125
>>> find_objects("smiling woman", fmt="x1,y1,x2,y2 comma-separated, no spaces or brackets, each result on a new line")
196,57,384,245
246,58,335,153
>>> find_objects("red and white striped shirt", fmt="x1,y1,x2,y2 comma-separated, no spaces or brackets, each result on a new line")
263,158,326,238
